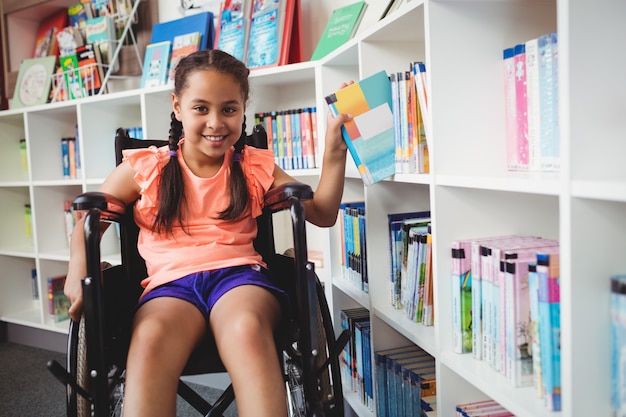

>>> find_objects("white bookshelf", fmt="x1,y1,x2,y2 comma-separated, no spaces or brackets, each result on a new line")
0,1,623,416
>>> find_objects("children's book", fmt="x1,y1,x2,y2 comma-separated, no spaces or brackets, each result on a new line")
325,70,395,186
310,1,368,61
60,54,85,100
168,32,202,85
451,239,472,354
33,9,68,58
48,275,70,322
76,43,105,95
68,2,92,29
214,0,252,62
140,41,172,89
246,0,301,69
85,15,118,72
11,56,57,109
611,275,626,417
56,26,84,58
150,11,215,51
537,251,561,411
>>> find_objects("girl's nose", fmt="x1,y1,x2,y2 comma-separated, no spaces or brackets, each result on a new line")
206,112,223,129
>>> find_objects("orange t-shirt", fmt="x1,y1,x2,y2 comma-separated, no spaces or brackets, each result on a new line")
123,143,276,297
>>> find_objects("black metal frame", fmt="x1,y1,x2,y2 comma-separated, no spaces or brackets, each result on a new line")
48,126,349,417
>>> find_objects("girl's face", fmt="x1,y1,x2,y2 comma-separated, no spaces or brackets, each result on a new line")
172,69,245,171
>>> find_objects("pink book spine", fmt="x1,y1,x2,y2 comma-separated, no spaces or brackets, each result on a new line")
514,43,529,169
503,47,517,171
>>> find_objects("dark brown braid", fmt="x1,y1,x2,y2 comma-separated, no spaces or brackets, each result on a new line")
152,112,187,234
218,116,249,220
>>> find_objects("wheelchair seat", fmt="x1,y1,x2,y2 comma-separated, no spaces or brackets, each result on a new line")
48,125,349,417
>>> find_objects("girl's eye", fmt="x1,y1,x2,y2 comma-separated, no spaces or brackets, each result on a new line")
223,107,237,114
194,106,208,112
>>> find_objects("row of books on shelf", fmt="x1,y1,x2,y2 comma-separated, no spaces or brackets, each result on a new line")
253,108,319,170
504,32,560,173
338,202,367,292
373,343,437,417
611,274,626,417
388,211,433,326
451,234,561,411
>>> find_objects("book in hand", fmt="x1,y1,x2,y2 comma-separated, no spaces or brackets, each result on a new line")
310,1,368,61
141,41,172,89
12,56,57,109
325,70,395,186
214,0,252,62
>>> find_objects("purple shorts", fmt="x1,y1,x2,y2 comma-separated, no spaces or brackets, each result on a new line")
139,264,290,319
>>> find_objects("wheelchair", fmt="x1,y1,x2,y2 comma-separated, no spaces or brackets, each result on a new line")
48,125,350,417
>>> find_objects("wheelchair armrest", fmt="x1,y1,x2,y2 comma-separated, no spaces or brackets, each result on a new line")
264,182,313,213
73,191,127,222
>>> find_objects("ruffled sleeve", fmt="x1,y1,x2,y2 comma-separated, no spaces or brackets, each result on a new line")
240,145,276,218
122,145,171,214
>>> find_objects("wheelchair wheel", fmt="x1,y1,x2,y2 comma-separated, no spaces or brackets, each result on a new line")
67,315,125,417
285,278,343,417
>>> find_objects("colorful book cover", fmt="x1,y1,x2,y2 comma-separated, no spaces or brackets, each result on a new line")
528,262,543,397
310,1,367,60
451,240,472,353
47,275,70,322
150,11,215,51
246,4,279,68
56,26,84,58
85,15,118,72
141,41,172,88
76,43,104,95
11,56,57,108
215,0,251,62
60,54,85,100
514,43,529,170
168,32,202,85
325,70,395,186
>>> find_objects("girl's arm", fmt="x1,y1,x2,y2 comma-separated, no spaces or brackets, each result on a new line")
272,109,351,228
65,161,140,321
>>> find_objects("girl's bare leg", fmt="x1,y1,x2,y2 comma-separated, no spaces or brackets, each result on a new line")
122,297,206,417
210,285,288,417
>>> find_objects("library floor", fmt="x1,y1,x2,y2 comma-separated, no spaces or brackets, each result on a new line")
0,341,236,416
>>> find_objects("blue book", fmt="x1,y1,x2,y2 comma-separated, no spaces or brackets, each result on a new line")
150,11,215,51
140,41,172,88
325,70,396,186
537,252,561,411
612,275,626,416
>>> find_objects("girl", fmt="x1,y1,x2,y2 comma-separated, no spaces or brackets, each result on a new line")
64,49,351,417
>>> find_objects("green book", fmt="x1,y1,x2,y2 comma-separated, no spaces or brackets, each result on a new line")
310,1,368,61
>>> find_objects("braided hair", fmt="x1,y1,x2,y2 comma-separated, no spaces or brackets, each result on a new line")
152,49,251,234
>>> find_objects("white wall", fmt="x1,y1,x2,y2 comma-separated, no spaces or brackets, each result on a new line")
156,0,392,61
